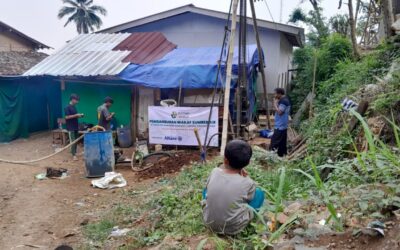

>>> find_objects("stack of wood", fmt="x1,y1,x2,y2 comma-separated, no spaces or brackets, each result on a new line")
288,136,307,160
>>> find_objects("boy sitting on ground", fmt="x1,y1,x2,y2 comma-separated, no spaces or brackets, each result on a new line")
202,140,264,235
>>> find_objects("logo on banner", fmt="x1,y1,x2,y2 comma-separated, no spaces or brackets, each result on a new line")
165,135,183,141
171,111,177,119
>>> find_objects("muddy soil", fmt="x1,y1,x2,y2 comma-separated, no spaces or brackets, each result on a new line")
136,151,201,179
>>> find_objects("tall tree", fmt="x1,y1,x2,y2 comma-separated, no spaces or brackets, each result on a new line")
58,0,107,34
308,0,329,38
381,0,395,38
330,14,350,36
339,0,360,58
289,0,329,45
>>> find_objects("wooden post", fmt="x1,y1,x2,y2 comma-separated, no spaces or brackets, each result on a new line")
249,0,271,129
131,86,138,142
282,73,285,88
277,74,281,89
221,0,239,156
236,83,241,137
284,71,289,91
61,80,65,91
283,72,286,90
309,50,317,118
178,79,183,106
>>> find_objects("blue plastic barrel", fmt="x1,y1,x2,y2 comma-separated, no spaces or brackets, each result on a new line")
84,131,115,177
117,127,132,148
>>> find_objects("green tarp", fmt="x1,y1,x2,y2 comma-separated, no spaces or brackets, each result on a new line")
0,77,132,143
0,79,28,142
0,78,61,142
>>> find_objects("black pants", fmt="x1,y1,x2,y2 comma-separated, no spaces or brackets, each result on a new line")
270,129,287,157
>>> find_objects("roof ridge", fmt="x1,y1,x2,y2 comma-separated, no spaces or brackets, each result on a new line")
98,4,303,33
0,21,51,49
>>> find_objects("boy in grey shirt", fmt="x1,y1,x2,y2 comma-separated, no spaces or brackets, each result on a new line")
202,140,264,235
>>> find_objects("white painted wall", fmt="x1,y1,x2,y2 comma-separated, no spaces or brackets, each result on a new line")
122,12,295,94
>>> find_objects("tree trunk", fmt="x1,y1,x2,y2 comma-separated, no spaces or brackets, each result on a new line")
309,0,327,38
348,0,360,59
355,0,362,25
382,0,395,38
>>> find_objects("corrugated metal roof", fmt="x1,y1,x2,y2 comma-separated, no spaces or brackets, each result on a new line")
113,32,177,64
23,32,177,77
23,33,132,76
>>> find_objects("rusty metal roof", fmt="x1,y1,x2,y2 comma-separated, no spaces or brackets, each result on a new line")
23,32,176,77
113,32,177,64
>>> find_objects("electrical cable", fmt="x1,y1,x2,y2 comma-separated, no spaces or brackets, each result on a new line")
263,0,279,31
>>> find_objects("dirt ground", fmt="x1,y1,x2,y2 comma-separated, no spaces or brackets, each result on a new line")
0,132,177,249
1,132,399,250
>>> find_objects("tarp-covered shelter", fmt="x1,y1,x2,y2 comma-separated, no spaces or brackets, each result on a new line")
1,33,262,142
0,76,61,142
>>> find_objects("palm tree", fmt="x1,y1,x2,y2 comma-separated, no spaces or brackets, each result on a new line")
58,0,107,34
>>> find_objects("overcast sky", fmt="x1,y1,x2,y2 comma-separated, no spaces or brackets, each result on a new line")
0,0,345,52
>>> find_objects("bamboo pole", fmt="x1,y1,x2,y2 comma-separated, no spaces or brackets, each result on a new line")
309,50,317,118
249,0,271,129
221,0,239,156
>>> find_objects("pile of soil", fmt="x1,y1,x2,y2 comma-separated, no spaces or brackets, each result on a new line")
137,151,201,179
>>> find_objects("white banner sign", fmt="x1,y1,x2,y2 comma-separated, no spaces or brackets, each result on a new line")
148,106,219,147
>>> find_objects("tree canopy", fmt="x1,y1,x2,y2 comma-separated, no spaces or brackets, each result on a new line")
58,0,107,34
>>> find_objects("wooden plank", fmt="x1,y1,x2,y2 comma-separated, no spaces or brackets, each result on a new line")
221,0,239,156
249,0,271,129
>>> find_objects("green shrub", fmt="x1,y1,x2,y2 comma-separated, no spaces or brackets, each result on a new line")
290,34,353,112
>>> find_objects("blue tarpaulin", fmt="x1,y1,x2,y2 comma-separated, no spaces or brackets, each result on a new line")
119,44,260,89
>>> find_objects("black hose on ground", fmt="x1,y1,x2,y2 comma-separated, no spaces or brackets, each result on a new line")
131,151,173,172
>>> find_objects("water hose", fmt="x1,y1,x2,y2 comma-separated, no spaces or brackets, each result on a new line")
131,152,173,172
0,126,106,165
0,134,84,165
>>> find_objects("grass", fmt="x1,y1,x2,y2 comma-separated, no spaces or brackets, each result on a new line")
82,127,400,249
84,220,114,243
80,42,400,249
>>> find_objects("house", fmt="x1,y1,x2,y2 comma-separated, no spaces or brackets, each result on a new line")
100,4,305,94
0,21,49,75
0,21,53,142
16,33,260,142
